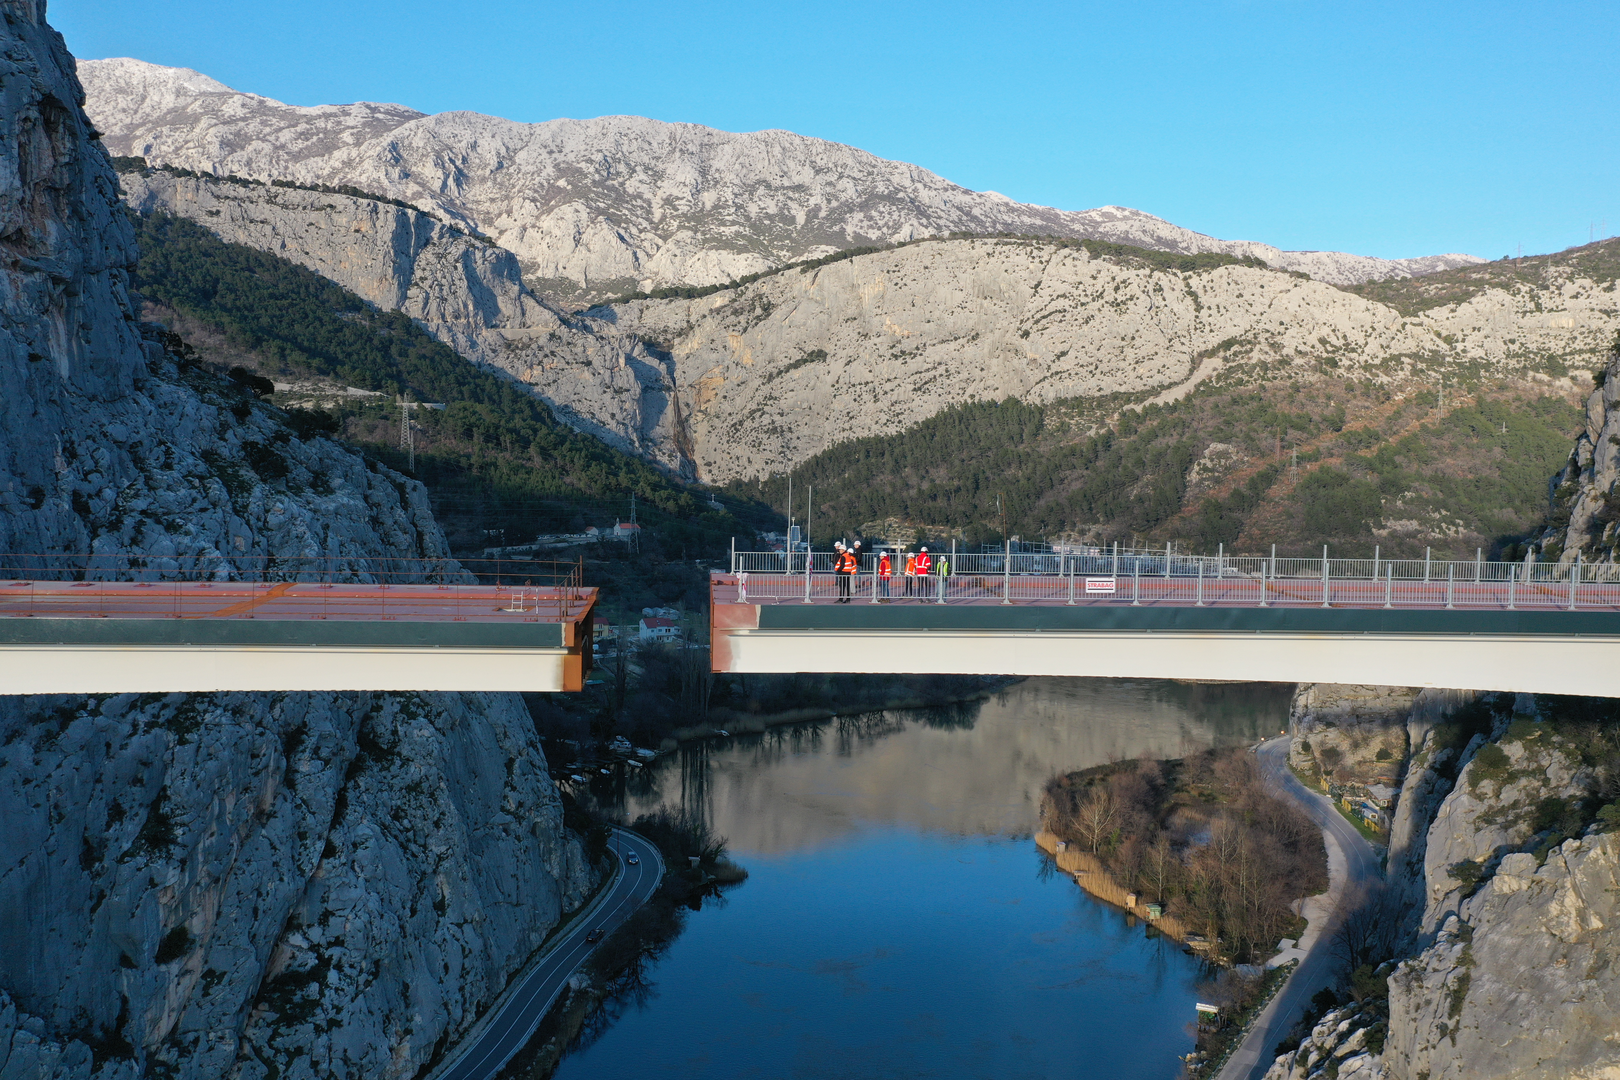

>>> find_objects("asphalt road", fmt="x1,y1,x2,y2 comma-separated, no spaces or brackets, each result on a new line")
434,828,664,1080
1217,737,1381,1080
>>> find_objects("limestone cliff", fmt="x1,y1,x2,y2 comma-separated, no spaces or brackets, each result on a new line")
1540,337,1620,566
1265,687,1620,1080
0,5,594,1078
104,170,1620,484
116,168,699,476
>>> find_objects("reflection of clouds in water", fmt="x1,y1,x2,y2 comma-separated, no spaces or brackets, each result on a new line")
624,678,1290,857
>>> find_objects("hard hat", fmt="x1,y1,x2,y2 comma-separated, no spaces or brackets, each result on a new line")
921,546,928,552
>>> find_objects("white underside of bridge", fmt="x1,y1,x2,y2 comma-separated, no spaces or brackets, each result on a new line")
720,630,1619,698
0,645,575,694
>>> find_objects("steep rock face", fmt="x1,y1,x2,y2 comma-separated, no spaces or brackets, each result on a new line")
1541,341,1620,565
117,169,563,362
1385,837,1620,1080
118,170,699,476
1414,727,1593,937
1288,684,1418,785
0,690,591,1080
602,240,1618,481
78,58,1483,301
0,6,595,1078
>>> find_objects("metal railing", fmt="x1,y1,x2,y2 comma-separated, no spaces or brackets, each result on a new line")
723,546,1620,611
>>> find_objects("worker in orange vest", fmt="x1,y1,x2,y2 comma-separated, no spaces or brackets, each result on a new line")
915,547,932,581
835,542,857,602
903,550,917,596
878,551,892,601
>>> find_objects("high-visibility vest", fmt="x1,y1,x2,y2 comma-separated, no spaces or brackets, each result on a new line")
904,554,917,575
879,555,892,578
915,553,932,575
837,551,856,573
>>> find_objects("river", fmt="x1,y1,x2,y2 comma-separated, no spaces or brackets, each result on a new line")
557,677,1293,1080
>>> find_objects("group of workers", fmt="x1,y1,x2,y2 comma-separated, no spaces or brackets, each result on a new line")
831,541,948,603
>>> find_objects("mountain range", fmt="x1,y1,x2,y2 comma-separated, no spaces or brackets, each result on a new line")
81,58,1483,304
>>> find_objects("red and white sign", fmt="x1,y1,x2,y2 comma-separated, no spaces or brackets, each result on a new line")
1084,577,1117,594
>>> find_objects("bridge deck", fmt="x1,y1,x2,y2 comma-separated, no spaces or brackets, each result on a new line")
710,571,1620,697
0,581,596,694
1,580,593,622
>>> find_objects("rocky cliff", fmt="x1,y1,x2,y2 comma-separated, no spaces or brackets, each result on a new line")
1264,688,1620,1080
0,5,594,1078
1540,337,1620,566
78,58,1483,303
102,170,1620,484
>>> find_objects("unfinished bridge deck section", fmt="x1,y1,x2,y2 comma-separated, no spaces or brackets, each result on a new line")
0,562,595,694
710,550,1620,697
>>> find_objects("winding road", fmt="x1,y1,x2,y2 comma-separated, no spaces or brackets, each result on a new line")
432,828,665,1080
1216,737,1381,1080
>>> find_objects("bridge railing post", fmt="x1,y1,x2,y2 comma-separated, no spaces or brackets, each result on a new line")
1132,562,1141,606
1446,564,1454,609
1508,565,1516,610
1385,564,1393,609
1321,545,1330,608
1067,554,1076,605
1002,542,1011,605
1570,552,1581,610
1196,560,1204,606
803,550,812,604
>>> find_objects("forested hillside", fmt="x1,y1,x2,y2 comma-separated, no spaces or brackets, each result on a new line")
131,212,759,555
726,370,1584,558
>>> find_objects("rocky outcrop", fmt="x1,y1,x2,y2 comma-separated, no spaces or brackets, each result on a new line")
1265,685,1620,1080
1413,722,1594,937
78,59,1484,302
1262,998,1389,1080
1289,684,1419,786
1541,338,1620,565
1386,836,1620,1080
0,6,595,1078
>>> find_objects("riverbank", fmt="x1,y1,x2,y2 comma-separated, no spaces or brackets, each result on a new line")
666,676,1020,743
1035,829,1197,946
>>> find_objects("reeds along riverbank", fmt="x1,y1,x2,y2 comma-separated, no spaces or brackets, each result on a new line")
1035,830,1196,945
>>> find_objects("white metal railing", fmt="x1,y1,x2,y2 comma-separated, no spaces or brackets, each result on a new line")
725,543,1620,610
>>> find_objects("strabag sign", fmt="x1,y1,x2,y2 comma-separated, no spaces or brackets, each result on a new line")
1084,577,1117,595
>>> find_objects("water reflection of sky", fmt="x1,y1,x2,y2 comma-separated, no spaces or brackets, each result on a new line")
556,678,1292,1080
620,678,1291,855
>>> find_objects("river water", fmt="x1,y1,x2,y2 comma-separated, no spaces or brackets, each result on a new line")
556,677,1292,1080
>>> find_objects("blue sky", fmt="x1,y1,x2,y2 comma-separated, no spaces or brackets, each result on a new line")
55,0,1617,261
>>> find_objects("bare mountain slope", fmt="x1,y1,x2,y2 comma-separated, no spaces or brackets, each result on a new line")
81,58,1481,303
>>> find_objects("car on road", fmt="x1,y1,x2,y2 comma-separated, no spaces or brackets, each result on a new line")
585,928,605,944
625,852,639,865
